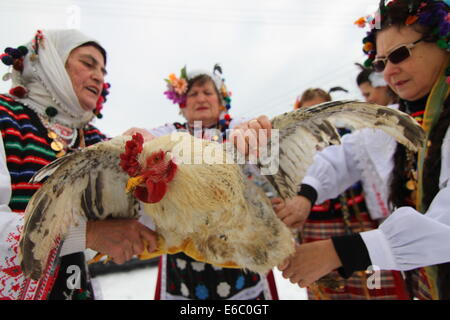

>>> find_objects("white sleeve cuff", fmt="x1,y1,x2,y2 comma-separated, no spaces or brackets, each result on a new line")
360,229,399,270
59,219,87,257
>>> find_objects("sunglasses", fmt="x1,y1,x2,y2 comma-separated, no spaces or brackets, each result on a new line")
372,38,423,72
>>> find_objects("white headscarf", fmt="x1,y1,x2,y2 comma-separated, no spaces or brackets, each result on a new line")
369,71,388,88
8,29,105,128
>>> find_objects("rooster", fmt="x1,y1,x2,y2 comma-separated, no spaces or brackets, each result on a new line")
19,101,425,280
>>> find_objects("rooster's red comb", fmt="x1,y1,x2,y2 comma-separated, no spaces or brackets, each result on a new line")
119,133,144,177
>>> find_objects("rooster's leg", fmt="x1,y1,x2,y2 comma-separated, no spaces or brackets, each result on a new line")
87,253,112,264
137,236,241,269
179,238,241,270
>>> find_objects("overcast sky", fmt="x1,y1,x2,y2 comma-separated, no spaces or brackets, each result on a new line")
1,0,379,136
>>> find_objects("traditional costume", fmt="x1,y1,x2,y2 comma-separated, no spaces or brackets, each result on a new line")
301,124,409,299
302,0,450,299
150,65,278,300
0,29,109,299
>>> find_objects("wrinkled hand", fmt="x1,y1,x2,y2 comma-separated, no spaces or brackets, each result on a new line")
86,219,157,264
229,115,271,158
278,240,342,288
271,195,312,229
122,127,155,142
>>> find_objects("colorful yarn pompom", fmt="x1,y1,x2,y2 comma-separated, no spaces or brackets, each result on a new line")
9,86,28,99
405,15,419,25
1,54,13,66
45,106,58,118
17,46,29,56
354,17,367,28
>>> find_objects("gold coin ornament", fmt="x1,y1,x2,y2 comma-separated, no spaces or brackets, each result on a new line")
406,179,417,191
56,150,66,158
50,141,64,152
47,131,58,139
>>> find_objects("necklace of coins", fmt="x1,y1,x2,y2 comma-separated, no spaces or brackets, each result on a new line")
38,114,79,158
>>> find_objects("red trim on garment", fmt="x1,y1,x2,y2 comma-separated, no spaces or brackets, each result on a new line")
266,270,279,300
154,257,163,300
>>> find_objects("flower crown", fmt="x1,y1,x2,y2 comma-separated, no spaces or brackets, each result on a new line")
355,0,450,68
164,66,188,107
1,30,110,119
163,64,233,126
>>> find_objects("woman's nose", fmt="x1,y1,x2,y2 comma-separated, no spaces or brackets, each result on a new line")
92,67,104,83
382,62,399,82
196,92,207,101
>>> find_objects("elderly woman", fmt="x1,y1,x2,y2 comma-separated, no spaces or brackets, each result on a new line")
0,29,156,300
277,0,450,300
127,65,278,300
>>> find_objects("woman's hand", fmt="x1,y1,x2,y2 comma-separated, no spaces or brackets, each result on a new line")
271,195,312,229
122,127,155,142
229,115,272,157
278,239,342,287
86,219,157,264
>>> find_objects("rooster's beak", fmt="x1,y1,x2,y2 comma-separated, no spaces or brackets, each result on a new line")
126,175,145,193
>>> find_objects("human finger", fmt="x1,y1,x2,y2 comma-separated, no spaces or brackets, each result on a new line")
256,115,272,139
282,214,304,229
248,119,262,131
298,279,308,288
275,208,288,220
244,129,258,159
271,197,283,205
131,240,145,256
229,129,249,155
139,226,158,252
277,258,290,271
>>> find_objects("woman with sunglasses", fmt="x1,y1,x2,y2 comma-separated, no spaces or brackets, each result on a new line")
273,86,409,300
278,0,450,299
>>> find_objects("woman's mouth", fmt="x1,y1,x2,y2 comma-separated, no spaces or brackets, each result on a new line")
85,86,99,96
394,80,409,88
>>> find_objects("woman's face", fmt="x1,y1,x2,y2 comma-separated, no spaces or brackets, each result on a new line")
376,26,448,101
358,81,392,106
183,80,221,125
65,45,106,111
